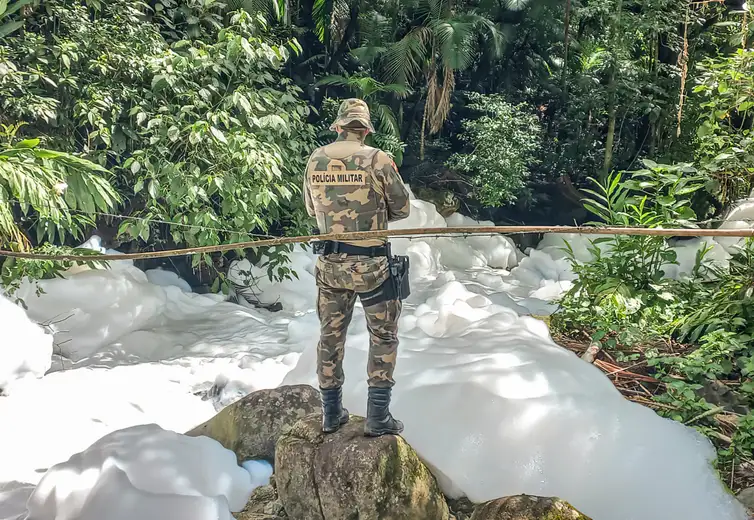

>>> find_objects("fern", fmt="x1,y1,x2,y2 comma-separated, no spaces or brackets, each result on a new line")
0,123,120,250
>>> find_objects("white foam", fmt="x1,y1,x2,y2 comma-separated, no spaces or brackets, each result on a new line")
145,268,193,292
714,196,754,254
0,481,35,520
21,423,253,520
663,237,730,280
0,295,53,394
240,459,274,491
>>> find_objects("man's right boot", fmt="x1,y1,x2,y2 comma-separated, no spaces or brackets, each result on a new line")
321,386,349,433
364,386,404,437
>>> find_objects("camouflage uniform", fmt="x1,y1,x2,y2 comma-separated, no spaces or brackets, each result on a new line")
303,98,410,436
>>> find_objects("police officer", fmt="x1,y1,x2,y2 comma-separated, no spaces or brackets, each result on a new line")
303,98,411,437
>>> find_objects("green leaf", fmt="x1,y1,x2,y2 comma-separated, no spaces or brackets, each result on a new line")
209,126,227,144
15,138,39,149
696,122,713,138
674,184,704,195
314,75,349,88
0,0,34,19
151,74,168,92
641,159,658,169
237,95,252,114
131,161,141,174
147,179,157,199
0,19,24,37
139,223,150,242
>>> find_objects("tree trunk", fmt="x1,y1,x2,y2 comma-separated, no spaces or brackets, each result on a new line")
603,70,617,177
648,32,659,157
401,96,423,143
420,98,428,160
326,5,360,73
560,0,572,99
602,0,623,178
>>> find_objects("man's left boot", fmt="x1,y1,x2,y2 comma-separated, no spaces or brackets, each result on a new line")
364,386,404,437
321,386,349,433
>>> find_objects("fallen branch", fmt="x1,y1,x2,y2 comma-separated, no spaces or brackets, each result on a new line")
710,430,734,445
685,406,726,425
627,396,678,410
594,359,660,384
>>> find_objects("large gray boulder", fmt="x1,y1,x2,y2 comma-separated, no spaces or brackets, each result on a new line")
275,414,450,520
185,385,321,463
469,495,591,520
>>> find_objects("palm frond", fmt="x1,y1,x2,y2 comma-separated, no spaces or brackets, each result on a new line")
301,53,328,66
431,18,476,71
426,0,448,20
424,64,439,133
378,82,412,99
429,66,454,133
227,0,285,22
357,10,391,48
312,0,334,44
314,74,351,87
0,192,29,250
373,103,401,136
0,137,120,250
329,0,354,45
382,27,430,85
505,0,531,10
351,45,388,65
466,14,505,58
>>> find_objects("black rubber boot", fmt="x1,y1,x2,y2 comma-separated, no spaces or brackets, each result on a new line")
364,387,404,437
321,387,349,433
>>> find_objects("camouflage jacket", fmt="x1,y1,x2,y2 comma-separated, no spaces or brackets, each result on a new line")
303,130,410,248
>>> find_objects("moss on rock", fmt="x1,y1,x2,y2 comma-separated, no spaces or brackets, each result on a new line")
185,385,321,463
275,413,449,520
469,495,591,520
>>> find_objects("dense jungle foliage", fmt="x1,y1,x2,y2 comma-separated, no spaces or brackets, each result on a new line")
1,0,754,493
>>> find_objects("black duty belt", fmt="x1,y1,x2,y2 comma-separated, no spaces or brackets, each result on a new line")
312,240,388,257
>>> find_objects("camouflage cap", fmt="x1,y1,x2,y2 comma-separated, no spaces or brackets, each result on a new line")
329,98,375,133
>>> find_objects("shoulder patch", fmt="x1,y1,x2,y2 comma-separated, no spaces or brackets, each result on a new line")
309,158,367,186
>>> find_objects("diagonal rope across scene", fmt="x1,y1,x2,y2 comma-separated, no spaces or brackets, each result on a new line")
3,225,754,262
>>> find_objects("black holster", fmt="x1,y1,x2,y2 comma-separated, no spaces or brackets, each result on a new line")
388,245,411,302
359,242,411,308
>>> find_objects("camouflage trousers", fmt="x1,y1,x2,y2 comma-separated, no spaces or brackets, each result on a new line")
314,254,402,390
